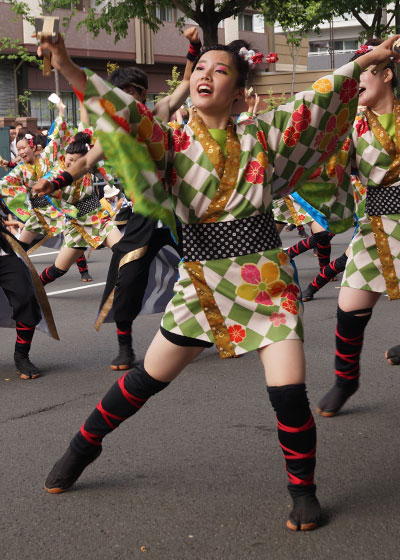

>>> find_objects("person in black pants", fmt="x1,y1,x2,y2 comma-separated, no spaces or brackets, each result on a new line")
0,205,42,379
99,212,182,370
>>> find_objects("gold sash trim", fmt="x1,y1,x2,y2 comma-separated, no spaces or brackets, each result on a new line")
69,219,101,249
190,111,241,223
94,245,148,331
365,99,400,187
184,261,236,359
100,197,116,218
2,231,60,340
369,216,400,300
27,234,52,255
284,196,301,226
179,111,241,357
33,208,53,236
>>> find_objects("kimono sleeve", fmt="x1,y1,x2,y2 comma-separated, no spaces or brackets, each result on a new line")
82,69,176,236
0,166,30,221
256,61,360,200
40,115,74,169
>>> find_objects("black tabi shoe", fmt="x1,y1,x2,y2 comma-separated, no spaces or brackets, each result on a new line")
44,446,102,494
385,344,400,365
287,485,321,531
302,285,316,302
80,271,93,282
286,223,296,232
316,380,359,417
14,351,40,380
110,344,136,371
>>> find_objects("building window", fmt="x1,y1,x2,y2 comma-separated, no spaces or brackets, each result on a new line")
30,92,80,128
309,39,359,55
239,13,253,32
155,5,174,22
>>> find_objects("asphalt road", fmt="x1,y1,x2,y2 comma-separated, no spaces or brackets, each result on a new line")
1,229,400,560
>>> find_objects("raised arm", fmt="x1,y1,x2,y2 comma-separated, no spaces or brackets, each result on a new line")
153,26,201,123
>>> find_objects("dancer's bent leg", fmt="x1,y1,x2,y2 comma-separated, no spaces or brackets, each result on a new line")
44,332,205,493
75,253,92,282
259,340,320,531
302,252,348,302
317,287,380,417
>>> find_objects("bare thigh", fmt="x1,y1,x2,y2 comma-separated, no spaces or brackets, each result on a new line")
258,339,306,387
55,247,85,270
144,330,206,382
310,221,326,234
104,227,122,248
338,286,381,313
19,229,37,244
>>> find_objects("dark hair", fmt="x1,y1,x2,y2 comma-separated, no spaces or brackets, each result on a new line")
66,138,90,156
350,39,398,89
108,66,148,92
16,130,37,148
35,134,47,149
193,40,252,88
74,131,92,144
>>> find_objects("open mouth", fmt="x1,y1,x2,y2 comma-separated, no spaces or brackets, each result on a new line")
197,84,213,96
359,86,366,95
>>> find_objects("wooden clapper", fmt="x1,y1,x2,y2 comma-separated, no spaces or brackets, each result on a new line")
34,16,60,77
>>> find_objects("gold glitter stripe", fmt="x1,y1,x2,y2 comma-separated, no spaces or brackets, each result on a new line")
365,107,396,160
284,196,302,226
190,111,226,179
2,232,59,340
94,246,148,331
100,197,116,218
184,261,236,359
68,219,101,249
27,234,52,255
33,208,53,235
369,216,400,300
190,111,241,224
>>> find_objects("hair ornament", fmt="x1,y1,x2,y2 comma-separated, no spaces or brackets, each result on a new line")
354,44,374,56
25,134,34,148
82,128,93,137
265,52,278,64
239,47,264,69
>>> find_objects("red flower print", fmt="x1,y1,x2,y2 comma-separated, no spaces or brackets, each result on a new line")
228,324,246,343
336,165,344,185
151,122,164,144
288,167,304,189
50,226,57,233
7,187,15,195
244,160,264,184
17,208,24,216
91,215,99,223
257,130,268,151
61,122,67,131
292,104,311,133
342,138,351,152
173,129,190,152
283,126,300,147
93,236,101,242
270,312,286,327
309,166,322,179
281,283,300,302
326,134,339,155
112,115,130,133
298,214,305,221
355,118,369,137
138,103,154,121
340,78,358,103
83,176,91,187
282,299,298,315
325,115,337,133
313,130,324,149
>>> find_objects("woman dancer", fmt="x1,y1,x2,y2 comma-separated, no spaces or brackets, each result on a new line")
0,119,93,282
311,42,400,416
37,32,394,530
38,133,121,287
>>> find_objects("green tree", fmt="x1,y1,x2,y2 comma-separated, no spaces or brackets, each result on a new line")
13,0,265,47
155,66,182,102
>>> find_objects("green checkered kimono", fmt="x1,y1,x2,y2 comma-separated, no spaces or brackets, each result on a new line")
53,159,115,249
83,62,360,357
273,196,314,226
0,116,75,238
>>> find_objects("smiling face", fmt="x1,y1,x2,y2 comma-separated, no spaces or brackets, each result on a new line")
16,139,36,164
190,50,244,121
358,67,393,108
